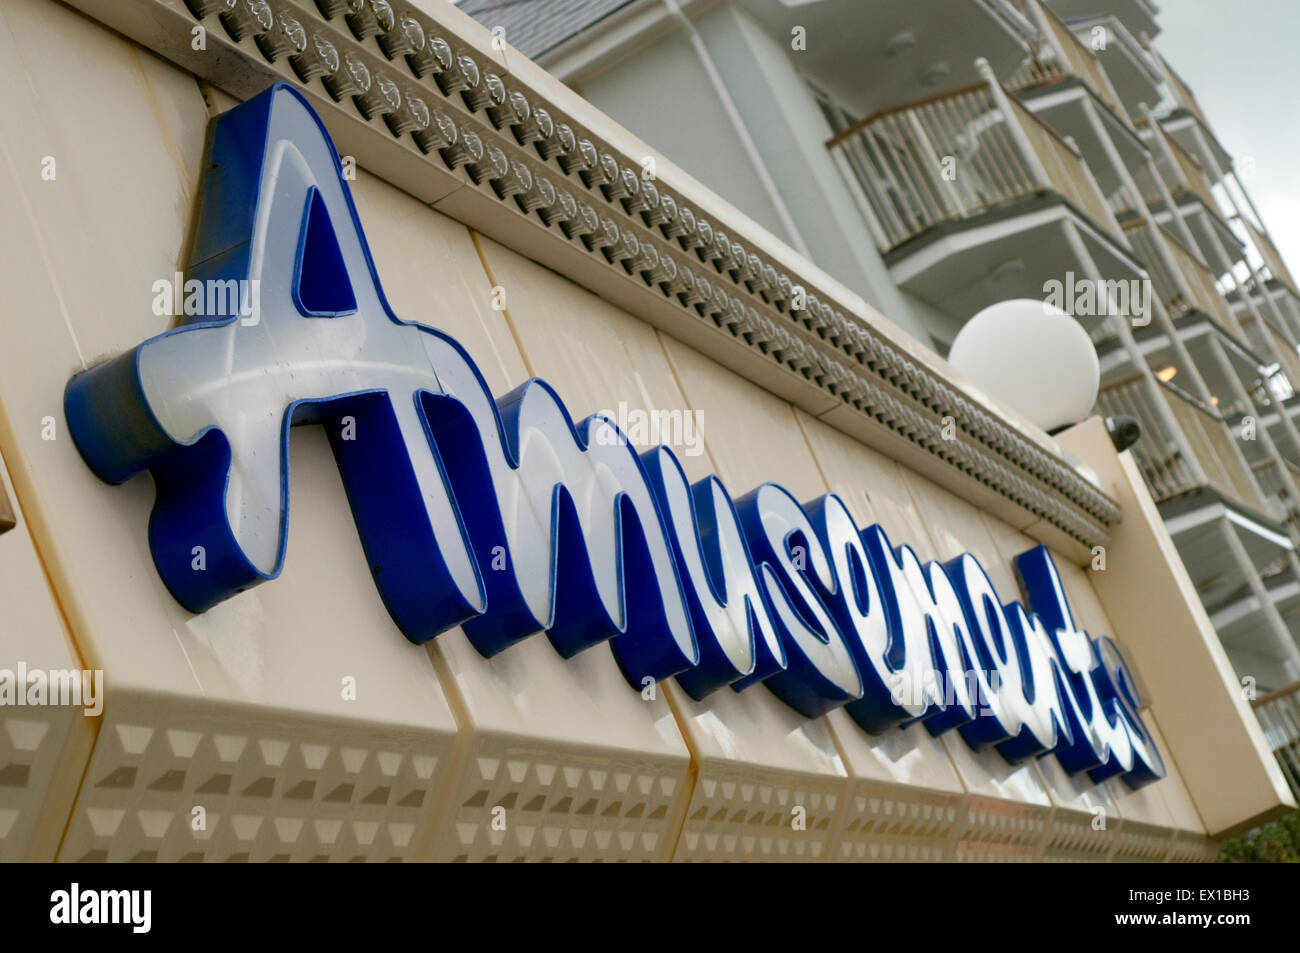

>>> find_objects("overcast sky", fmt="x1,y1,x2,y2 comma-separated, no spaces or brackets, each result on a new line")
1153,0,1300,269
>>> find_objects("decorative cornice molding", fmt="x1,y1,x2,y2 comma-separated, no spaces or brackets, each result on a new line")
61,0,1121,551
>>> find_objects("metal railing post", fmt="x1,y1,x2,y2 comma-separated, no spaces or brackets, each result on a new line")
1063,218,1211,489
1220,522,1300,681
1023,0,1131,124
1137,104,1201,256
904,111,964,221
1199,334,1300,521
1063,133,1128,248
975,57,1053,191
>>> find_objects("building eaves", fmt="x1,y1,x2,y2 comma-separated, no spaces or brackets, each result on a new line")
457,0,638,59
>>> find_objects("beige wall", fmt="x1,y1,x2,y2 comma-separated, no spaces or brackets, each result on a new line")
0,0,1265,861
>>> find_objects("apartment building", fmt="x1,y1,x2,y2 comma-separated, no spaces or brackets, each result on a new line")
462,0,1300,794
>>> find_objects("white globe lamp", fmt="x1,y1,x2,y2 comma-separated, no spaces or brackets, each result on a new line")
948,299,1099,434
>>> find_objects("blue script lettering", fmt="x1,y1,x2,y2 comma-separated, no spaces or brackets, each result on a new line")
64,85,1163,787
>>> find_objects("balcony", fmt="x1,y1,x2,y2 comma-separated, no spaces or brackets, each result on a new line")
1229,277,1300,345
1098,373,1300,690
1149,52,1216,139
1239,313,1300,393
1125,220,1237,329
1134,116,1243,262
1097,372,1269,514
1127,206,1300,431
1044,0,1161,43
1137,115,1299,321
1138,197,1245,289
1241,216,1299,293
1057,12,1165,126
1006,0,1133,126
1096,373,1299,683
1002,1,1159,237
1250,681,1300,800
1149,208,1243,288
1154,58,1211,131
1210,568,1300,704
1159,133,1219,216
1100,222,1279,399
1144,45,1236,186
1256,391,1300,471
828,76,1141,318
1251,457,1300,545
832,82,1119,250
1099,276,1300,475
1009,71,1148,225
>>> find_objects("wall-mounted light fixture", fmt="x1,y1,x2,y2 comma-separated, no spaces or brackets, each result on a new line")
948,299,1100,435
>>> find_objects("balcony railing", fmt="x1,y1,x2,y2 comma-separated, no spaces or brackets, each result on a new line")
1250,457,1300,541
1283,459,1300,525
1006,0,1128,122
1164,135,1219,214
1125,220,1238,331
1255,277,1300,347
1242,314,1300,388
1161,60,1212,131
975,0,1038,43
1251,680,1300,800
1242,216,1298,292
827,81,1121,253
1009,96,1120,236
1097,372,1269,514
